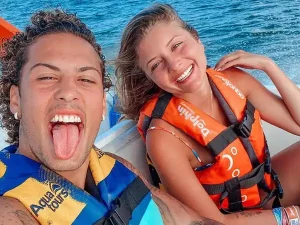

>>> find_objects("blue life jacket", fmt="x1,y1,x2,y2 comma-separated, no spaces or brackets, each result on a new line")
0,145,164,225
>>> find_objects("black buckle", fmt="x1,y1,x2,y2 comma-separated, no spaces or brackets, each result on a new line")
105,198,130,225
106,211,125,225
225,177,241,192
234,112,254,138
234,122,251,138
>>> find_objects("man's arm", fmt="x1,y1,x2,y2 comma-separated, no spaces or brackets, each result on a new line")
0,197,39,225
108,153,223,225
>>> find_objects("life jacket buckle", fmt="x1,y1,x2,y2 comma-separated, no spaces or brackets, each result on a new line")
106,211,125,225
234,122,251,138
234,107,255,138
106,198,129,225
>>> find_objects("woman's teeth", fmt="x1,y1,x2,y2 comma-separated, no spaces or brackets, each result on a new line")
176,65,193,82
51,114,81,123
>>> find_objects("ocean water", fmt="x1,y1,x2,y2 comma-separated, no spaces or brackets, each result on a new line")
2,0,300,84
0,0,300,147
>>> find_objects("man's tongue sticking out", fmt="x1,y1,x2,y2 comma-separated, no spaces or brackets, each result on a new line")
52,124,79,160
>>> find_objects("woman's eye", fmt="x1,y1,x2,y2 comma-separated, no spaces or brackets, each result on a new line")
171,41,183,51
151,61,161,72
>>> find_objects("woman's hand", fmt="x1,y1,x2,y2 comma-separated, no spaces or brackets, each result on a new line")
217,51,300,135
214,50,274,72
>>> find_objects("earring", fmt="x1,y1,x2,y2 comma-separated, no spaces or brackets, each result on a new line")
102,115,105,121
14,112,18,120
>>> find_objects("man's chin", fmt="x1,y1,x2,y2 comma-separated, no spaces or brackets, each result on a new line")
42,151,90,172
46,159,85,172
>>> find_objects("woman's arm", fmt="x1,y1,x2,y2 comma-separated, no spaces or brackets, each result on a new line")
215,50,300,135
107,152,223,225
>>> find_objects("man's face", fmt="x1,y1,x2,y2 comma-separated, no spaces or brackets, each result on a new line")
10,33,105,171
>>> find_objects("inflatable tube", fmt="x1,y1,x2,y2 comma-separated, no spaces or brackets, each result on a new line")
0,17,19,56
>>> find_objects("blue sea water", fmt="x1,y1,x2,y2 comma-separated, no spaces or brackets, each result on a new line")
2,0,300,84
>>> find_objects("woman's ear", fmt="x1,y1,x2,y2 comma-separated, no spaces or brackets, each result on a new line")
10,85,21,116
198,39,204,47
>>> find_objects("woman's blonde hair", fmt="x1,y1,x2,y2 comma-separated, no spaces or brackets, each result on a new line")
116,3,198,121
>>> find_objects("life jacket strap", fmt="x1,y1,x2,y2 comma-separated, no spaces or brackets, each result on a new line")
203,163,265,195
242,170,283,211
224,177,243,212
203,163,283,213
263,134,272,173
203,163,268,212
94,176,150,225
233,100,255,138
206,100,256,157
261,136,284,204
210,75,255,139
221,187,279,214
151,93,173,118
207,125,238,156
271,169,284,199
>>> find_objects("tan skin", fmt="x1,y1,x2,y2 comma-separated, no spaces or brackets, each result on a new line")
0,33,222,225
137,21,300,225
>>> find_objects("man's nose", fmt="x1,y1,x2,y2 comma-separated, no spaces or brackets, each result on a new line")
54,78,79,102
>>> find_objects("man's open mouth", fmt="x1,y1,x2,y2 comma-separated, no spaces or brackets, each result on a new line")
49,114,84,160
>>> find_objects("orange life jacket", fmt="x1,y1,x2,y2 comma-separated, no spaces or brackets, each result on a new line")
137,68,283,213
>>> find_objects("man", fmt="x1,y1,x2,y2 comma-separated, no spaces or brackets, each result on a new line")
0,9,221,225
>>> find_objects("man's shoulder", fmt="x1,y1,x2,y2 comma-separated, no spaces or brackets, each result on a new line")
0,197,39,225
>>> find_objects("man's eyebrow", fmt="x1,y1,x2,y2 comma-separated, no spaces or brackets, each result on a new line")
30,63,60,72
29,64,102,76
77,66,102,76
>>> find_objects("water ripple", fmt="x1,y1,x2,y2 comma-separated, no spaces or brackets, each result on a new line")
1,0,300,84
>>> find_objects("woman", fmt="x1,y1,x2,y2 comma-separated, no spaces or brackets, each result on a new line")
116,3,300,225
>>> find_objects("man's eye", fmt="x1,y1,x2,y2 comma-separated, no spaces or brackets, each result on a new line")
171,41,183,51
37,76,56,80
79,78,95,83
151,61,161,72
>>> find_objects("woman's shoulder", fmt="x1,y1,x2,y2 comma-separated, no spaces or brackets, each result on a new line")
149,118,181,137
220,67,260,97
221,67,250,82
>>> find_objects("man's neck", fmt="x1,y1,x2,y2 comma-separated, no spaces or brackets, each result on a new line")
56,158,89,189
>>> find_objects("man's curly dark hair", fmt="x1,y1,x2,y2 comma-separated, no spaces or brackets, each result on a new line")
0,9,112,145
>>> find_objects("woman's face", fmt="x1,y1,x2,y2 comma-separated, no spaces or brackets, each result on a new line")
137,21,207,96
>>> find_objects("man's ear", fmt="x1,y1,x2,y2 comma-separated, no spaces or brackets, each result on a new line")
102,92,106,120
10,85,21,116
